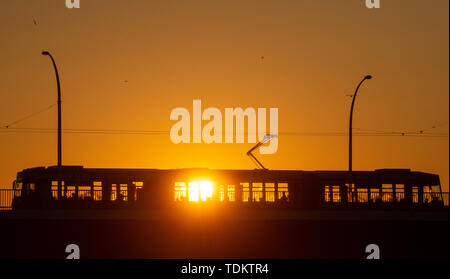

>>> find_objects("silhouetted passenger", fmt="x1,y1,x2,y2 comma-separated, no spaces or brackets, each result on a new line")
117,191,124,202
280,192,288,203
431,196,440,206
129,184,136,202
136,187,142,201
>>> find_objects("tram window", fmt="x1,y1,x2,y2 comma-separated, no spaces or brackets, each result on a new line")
132,181,144,201
110,184,128,201
357,188,368,203
119,184,128,201
14,182,22,198
51,181,64,199
370,188,380,202
430,185,442,202
242,183,250,202
51,186,57,199
278,183,289,200
412,186,419,203
29,183,35,192
423,186,435,203
174,181,213,202
396,184,405,202
91,181,102,201
227,185,235,202
252,183,263,202
218,185,225,201
188,181,200,202
382,184,393,202
132,181,144,190
332,186,340,202
174,182,187,201
93,183,102,199
51,181,65,199
111,184,117,201
265,183,275,202
324,186,331,202
78,186,91,199
66,186,75,199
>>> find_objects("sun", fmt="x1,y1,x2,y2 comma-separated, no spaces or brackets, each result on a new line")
188,180,213,202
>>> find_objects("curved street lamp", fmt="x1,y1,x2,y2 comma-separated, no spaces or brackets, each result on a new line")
349,75,372,172
42,51,62,167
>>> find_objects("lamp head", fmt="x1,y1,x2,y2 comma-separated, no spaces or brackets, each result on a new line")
41,51,50,56
365,75,373,80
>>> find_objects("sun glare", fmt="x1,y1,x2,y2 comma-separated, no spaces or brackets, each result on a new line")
187,180,213,202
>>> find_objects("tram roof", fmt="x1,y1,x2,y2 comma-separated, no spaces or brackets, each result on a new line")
16,165,441,186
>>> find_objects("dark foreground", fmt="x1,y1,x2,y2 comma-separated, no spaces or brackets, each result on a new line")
0,209,448,259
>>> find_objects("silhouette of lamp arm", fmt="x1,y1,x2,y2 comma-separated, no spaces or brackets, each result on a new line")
247,135,277,170
42,51,62,167
349,75,372,172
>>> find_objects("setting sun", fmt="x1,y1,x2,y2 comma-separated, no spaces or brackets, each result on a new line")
187,180,213,202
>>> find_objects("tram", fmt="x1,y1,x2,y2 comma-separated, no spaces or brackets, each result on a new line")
10,165,447,210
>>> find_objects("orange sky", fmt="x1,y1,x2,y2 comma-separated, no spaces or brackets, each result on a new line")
0,0,448,191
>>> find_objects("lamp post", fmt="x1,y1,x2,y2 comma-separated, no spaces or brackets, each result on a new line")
349,75,372,172
42,51,62,167
348,75,372,202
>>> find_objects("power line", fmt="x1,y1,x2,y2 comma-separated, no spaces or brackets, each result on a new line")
2,103,56,128
419,122,449,133
354,122,449,136
2,104,447,138
0,127,447,138
0,127,167,135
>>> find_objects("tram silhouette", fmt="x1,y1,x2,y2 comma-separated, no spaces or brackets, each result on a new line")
10,165,447,210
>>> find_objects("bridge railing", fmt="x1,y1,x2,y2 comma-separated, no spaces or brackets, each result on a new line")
1,188,449,210
351,192,449,205
51,189,103,200
424,192,449,206
0,189,14,210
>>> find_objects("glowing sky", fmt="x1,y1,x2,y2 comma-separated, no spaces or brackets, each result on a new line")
0,0,448,191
